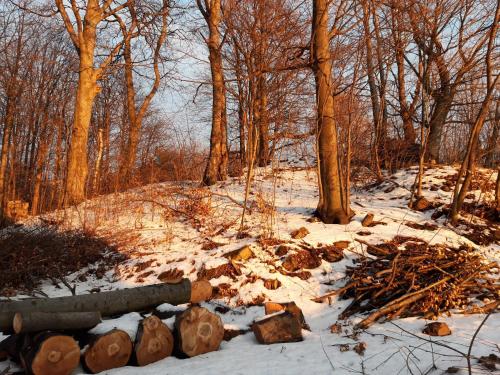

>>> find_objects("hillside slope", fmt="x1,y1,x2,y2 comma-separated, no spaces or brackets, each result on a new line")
1,164,498,375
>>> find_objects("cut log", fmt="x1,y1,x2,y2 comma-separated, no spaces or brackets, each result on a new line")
174,306,224,357
13,312,101,334
21,332,80,375
133,316,173,366
82,329,132,374
0,280,192,332
361,213,374,227
264,302,309,330
190,280,213,304
0,334,25,362
252,311,303,344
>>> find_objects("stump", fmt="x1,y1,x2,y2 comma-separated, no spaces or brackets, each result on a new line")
252,311,303,344
133,316,173,366
14,312,101,334
82,329,133,373
174,306,224,357
423,322,451,336
21,332,80,375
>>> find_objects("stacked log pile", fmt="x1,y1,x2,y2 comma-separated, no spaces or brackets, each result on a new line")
0,280,215,374
315,237,499,328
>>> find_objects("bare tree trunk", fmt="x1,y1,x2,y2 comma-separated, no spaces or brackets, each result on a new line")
484,102,499,167
118,2,168,186
198,0,228,186
233,38,247,168
450,3,499,224
362,0,383,180
64,41,99,204
496,169,500,217
391,4,417,144
312,0,351,224
92,127,104,194
257,75,269,167
56,0,126,204
0,97,14,218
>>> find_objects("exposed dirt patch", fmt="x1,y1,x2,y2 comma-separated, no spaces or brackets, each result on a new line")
282,250,321,272
404,221,438,231
197,262,241,280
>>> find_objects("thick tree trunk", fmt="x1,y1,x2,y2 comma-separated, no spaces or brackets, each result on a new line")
201,0,228,186
0,98,13,219
427,92,453,163
13,312,101,334
0,280,193,332
174,306,224,357
65,48,99,204
312,0,352,224
426,50,454,164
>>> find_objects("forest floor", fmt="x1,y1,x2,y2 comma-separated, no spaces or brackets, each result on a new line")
0,161,499,375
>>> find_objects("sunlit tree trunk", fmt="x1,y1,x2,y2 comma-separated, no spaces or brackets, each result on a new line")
197,0,228,186
312,0,351,224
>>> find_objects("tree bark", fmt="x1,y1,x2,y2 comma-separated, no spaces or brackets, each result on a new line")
312,0,352,224
198,0,229,186
0,280,192,332
64,20,99,205
13,312,101,334
362,0,383,179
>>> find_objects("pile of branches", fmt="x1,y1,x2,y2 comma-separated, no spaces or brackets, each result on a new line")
0,226,126,297
317,236,499,328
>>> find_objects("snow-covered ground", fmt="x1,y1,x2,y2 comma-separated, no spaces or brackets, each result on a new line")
1,163,498,374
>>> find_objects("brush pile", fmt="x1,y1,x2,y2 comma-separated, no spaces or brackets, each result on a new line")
0,226,126,297
317,236,499,328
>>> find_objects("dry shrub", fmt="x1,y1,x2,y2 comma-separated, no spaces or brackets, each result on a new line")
0,225,126,296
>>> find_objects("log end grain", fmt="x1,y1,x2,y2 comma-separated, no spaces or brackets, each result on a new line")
175,306,224,357
134,316,174,366
25,333,80,375
190,280,213,303
83,329,132,374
